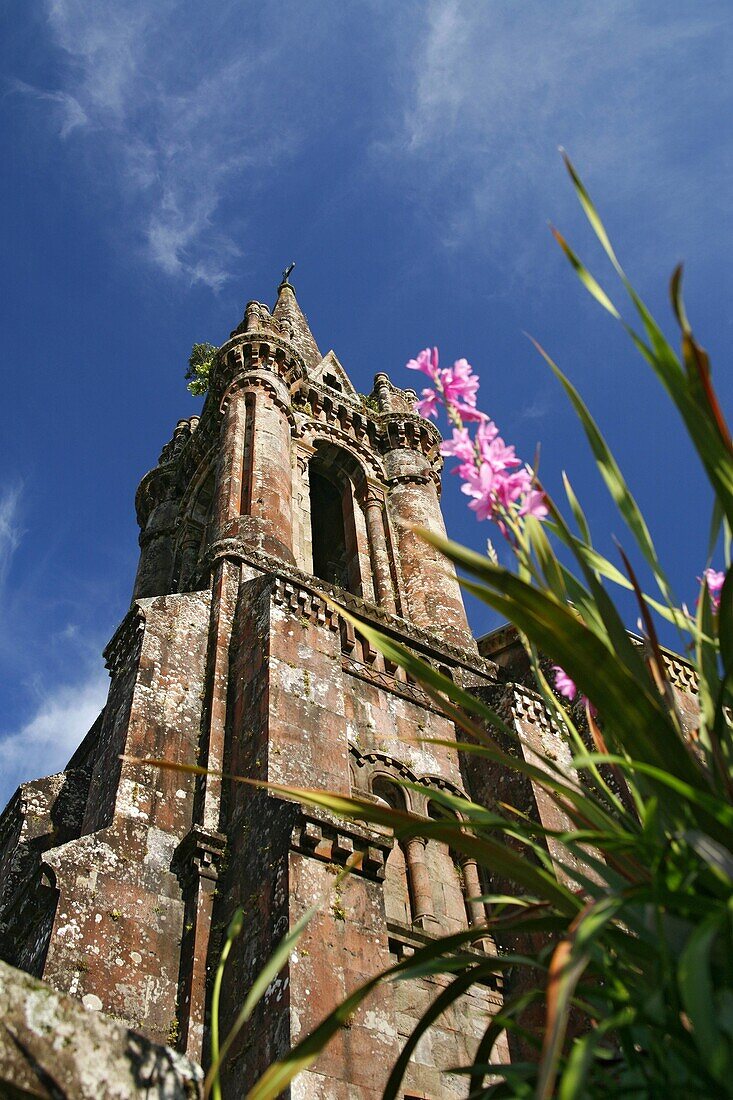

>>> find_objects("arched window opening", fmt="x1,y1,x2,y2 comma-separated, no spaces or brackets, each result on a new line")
175,469,215,592
310,470,350,587
308,445,365,596
426,799,469,934
372,776,412,927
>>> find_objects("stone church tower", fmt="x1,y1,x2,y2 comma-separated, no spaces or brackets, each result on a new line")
0,278,512,1096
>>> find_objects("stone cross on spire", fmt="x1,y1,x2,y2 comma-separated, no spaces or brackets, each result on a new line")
280,261,296,287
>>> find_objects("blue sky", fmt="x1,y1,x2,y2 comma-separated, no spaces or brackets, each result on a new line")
1,1,731,805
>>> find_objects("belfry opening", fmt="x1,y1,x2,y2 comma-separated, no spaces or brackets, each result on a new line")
309,469,349,587
308,443,364,595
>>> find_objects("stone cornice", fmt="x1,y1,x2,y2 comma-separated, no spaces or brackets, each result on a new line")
214,333,308,398
342,654,444,713
290,808,391,881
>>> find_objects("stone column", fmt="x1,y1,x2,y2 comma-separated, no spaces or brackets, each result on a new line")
404,836,438,930
212,385,248,542
132,515,176,599
132,472,180,601
240,378,294,563
373,372,394,412
361,485,396,614
460,855,497,953
386,448,475,650
292,446,314,573
460,856,486,928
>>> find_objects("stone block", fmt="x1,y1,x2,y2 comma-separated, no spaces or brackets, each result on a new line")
0,959,202,1098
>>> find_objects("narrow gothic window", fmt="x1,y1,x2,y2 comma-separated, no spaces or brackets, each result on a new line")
309,470,350,588
372,776,412,927
308,447,363,595
426,800,469,933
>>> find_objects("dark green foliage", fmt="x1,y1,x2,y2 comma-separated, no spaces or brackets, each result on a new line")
186,342,218,396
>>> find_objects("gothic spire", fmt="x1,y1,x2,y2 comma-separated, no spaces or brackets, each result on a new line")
273,270,321,370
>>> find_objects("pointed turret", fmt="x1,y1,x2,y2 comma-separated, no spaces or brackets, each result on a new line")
273,273,322,370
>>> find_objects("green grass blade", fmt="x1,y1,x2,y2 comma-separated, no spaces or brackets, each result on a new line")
562,471,592,545
530,337,676,611
677,910,730,1086
419,530,698,785
549,226,621,318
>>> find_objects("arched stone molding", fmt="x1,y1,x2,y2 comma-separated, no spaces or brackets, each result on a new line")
419,775,468,812
348,748,419,804
296,420,386,482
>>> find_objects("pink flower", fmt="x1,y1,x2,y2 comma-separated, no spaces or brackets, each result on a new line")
552,665,597,716
406,346,546,532
452,402,487,422
461,469,495,521
441,358,480,408
407,347,440,381
441,427,474,461
480,437,522,473
702,567,725,611
407,350,483,421
457,446,542,526
552,666,577,701
415,388,440,418
475,419,500,449
494,469,532,508
520,488,549,521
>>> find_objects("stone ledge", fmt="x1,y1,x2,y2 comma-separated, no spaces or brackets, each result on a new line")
206,538,498,681
0,959,203,1099
385,922,503,995
290,808,392,881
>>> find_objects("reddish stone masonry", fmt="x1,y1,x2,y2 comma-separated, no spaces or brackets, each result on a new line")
0,279,698,1097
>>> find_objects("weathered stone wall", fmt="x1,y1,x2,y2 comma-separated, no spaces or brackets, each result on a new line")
343,671,464,792
0,774,84,978
36,591,210,1046
209,568,504,1096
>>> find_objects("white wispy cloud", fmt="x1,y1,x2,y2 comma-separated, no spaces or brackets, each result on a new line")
10,80,87,138
17,1,731,290
0,670,108,808
391,0,732,273
0,483,110,809
22,0,305,288
0,485,23,592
